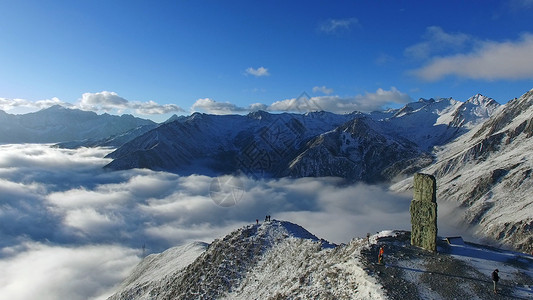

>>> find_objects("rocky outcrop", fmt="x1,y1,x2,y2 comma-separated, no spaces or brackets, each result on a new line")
410,173,437,252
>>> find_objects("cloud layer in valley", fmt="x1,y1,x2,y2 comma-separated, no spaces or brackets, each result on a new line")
0,144,469,299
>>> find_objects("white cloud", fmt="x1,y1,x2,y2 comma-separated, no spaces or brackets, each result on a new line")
192,98,249,114
270,87,412,113
312,85,334,95
0,97,72,112
131,100,184,115
245,66,270,77
0,92,184,117
412,33,533,81
80,91,129,110
192,98,267,115
80,91,184,115
192,88,411,115
319,18,359,34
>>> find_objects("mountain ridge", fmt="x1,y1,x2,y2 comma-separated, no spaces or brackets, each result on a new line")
107,220,533,300
104,94,499,182
0,105,156,144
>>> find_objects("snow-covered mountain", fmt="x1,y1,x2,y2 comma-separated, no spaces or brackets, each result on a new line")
104,111,357,176
0,105,156,144
54,123,158,149
105,95,498,182
392,89,533,253
107,220,533,299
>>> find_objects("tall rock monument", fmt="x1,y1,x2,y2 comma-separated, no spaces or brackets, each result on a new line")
410,173,438,252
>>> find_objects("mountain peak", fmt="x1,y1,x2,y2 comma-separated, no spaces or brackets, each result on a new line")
253,219,335,248
41,104,69,112
466,93,499,106
246,110,271,120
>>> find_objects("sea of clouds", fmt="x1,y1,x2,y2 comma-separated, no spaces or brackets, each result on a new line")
0,144,469,300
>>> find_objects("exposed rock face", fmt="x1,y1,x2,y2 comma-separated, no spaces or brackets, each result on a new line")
410,173,438,252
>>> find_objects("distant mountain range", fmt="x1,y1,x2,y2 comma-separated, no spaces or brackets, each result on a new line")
0,105,156,144
104,94,499,183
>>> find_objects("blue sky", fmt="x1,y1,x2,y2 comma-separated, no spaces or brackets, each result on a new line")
1,0,533,121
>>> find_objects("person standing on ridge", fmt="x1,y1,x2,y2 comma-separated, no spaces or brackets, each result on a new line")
492,269,499,294
378,246,384,265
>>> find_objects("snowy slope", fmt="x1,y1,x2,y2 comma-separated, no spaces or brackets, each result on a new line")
104,112,356,175
285,117,429,182
108,242,208,300
108,221,533,300
392,89,533,253
383,95,499,151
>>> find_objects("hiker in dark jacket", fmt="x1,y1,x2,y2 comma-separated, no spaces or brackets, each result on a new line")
492,269,499,294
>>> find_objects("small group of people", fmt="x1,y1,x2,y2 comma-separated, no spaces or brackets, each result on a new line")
255,215,272,225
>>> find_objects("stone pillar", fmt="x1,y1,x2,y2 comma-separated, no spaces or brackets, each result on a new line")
410,173,438,252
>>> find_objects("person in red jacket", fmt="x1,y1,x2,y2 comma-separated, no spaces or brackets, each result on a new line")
378,246,384,264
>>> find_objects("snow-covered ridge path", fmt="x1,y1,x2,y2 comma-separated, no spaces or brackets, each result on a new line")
109,220,533,299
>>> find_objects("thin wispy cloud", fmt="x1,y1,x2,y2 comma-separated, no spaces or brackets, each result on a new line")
245,66,270,77
411,33,533,81
405,26,473,60
375,53,394,66
508,0,533,10
319,18,359,34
